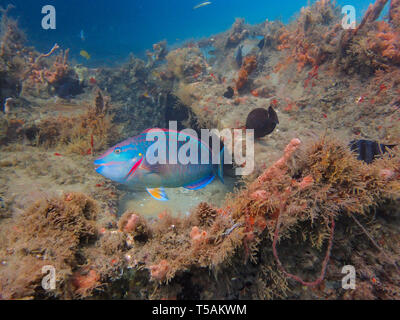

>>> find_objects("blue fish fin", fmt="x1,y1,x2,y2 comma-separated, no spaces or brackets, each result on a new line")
146,187,169,201
184,175,215,190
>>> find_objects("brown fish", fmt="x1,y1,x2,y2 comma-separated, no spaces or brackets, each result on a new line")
246,106,279,138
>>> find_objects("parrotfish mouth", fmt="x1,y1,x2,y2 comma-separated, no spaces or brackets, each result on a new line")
93,159,126,174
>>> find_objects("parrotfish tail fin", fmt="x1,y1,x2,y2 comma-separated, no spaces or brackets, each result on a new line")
146,187,169,201
184,174,215,190
216,147,224,184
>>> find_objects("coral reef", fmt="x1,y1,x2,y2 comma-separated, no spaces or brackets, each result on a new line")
146,40,168,68
338,0,400,74
166,47,208,83
275,0,339,72
95,54,171,138
106,137,398,299
0,192,98,299
0,5,27,106
1,137,398,300
0,192,130,299
390,0,400,28
0,0,400,300
21,46,86,100
226,18,249,48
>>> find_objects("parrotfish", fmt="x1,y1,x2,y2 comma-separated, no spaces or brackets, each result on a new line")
94,129,224,201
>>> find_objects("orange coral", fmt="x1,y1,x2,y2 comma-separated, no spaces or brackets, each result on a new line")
274,1,339,72
149,260,169,282
297,175,314,190
26,48,70,86
390,0,400,28
190,226,208,245
253,138,301,188
277,30,317,72
366,21,400,65
250,190,268,201
235,55,257,91
123,213,140,233
72,269,101,296
44,49,69,84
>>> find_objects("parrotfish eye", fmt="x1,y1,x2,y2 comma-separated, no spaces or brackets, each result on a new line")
114,147,122,155
139,153,143,157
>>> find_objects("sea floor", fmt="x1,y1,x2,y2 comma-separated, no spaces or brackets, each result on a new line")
1,0,400,300
0,142,237,220
117,176,236,218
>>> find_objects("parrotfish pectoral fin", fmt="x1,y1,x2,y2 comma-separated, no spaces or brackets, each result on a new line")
146,187,169,201
184,174,215,190
124,157,143,181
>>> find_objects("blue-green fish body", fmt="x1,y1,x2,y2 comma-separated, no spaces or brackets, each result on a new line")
94,129,223,201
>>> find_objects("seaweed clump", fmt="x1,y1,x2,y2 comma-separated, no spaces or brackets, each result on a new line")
0,5,27,105
166,47,208,83
117,137,399,299
0,192,98,299
0,137,398,300
21,44,84,100
34,89,118,154
274,0,340,73
228,137,400,297
339,0,400,75
0,192,130,299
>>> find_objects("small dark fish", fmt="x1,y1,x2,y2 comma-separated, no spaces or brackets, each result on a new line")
54,78,85,99
223,86,234,99
246,106,279,138
236,45,243,68
257,38,265,50
350,139,396,164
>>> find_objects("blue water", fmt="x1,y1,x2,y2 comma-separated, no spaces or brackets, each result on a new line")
1,0,381,66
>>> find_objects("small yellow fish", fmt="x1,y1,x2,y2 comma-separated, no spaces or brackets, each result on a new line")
80,50,91,60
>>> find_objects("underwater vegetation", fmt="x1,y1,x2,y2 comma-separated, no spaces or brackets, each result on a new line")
33,89,118,155
0,0,400,300
0,137,399,299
